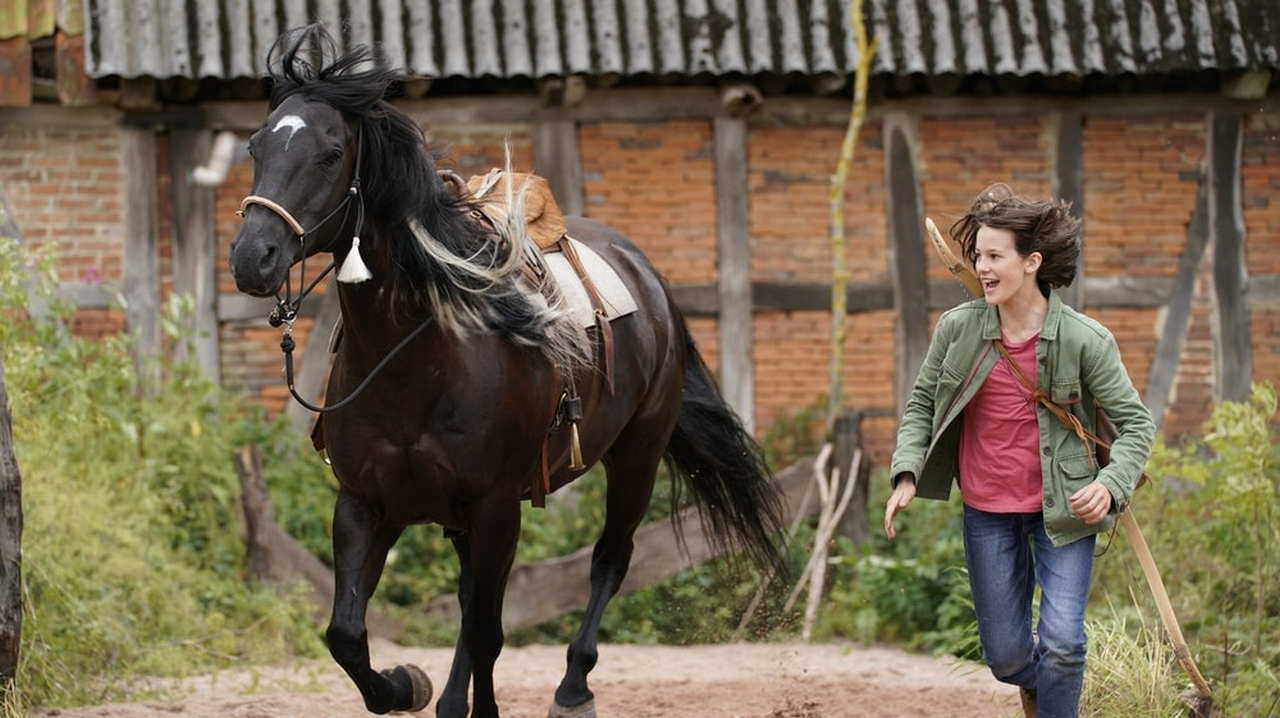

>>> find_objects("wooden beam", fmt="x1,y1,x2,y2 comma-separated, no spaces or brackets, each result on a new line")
1209,112,1252,402
883,113,930,413
119,77,157,111
1054,112,1085,308
532,120,584,217
713,116,754,432
123,127,161,394
199,92,1280,134
0,104,119,128
0,36,32,107
286,290,341,437
433,455,819,630
1144,177,1210,427
0,353,22,681
168,128,220,380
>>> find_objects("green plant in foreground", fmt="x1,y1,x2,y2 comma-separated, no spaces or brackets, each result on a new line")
0,238,323,709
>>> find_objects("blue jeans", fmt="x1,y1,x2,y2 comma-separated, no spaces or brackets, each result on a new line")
962,505,1095,718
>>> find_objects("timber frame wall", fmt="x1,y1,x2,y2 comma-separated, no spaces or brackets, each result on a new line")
2,88,1278,461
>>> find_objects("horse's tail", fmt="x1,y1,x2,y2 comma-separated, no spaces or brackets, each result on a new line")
664,308,789,577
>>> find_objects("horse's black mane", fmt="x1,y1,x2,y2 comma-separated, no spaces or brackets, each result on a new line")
265,26,563,351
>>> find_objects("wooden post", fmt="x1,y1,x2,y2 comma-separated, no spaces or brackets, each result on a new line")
1054,112,1085,308
532,120,584,217
1144,177,1209,427
713,115,754,433
883,113,930,413
123,125,161,394
1208,112,1251,402
0,357,22,681
833,411,870,548
168,129,220,379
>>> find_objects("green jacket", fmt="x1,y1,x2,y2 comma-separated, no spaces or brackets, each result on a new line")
888,292,1156,546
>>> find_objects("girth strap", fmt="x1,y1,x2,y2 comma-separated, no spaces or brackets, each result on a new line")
557,236,615,394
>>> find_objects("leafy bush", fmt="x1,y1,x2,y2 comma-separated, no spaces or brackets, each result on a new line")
0,239,322,709
1090,383,1280,716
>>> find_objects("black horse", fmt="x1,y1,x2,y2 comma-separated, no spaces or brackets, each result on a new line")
229,27,786,718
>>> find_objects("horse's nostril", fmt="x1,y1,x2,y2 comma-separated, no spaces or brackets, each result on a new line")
259,244,278,274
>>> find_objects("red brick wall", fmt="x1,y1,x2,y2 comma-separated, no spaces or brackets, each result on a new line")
17,104,1280,459
919,115,1053,281
1,124,127,335
1083,115,1204,278
579,120,717,284
747,122,887,283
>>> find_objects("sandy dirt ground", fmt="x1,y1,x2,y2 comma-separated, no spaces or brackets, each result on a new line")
36,640,1020,718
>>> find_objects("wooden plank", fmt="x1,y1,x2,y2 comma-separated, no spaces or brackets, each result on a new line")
54,30,95,106
0,36,31,107
286,290,341,436
1054,112,1085,308
432,455,818,630
1144,178,1210,427
123,127,161,394
1209,112,1252,403
0,357,22,680
532,120,584,217
883,114,930,413
713,116,754,432
168,128,220,379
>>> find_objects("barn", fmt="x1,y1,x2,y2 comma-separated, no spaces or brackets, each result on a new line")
2,0,1278,464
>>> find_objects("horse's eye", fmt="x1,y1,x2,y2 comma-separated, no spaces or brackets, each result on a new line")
319,148,343,166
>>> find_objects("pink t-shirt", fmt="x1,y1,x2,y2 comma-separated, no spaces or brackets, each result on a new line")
959,332,1043,513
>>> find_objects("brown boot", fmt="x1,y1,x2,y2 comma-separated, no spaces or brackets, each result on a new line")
1019,687,1038,718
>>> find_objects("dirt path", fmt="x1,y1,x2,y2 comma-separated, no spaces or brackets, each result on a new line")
37,640,1020,717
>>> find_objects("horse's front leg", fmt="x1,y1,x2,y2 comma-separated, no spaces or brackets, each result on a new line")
326,491,430,714
435,530,475,718
457,497,522,718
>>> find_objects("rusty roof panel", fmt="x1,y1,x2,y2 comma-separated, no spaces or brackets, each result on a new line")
83,0,1280,81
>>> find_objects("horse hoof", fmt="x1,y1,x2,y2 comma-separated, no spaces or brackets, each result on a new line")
548,698,596,718
403,663,433,712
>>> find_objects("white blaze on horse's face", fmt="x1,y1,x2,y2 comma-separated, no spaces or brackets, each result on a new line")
272,115,307,152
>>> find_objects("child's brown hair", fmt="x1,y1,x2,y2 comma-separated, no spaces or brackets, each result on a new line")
950,183,1082,294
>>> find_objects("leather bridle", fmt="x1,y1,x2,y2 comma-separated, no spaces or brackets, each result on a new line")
235,125,431,414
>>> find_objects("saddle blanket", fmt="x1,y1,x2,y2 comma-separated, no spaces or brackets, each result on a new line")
529,237,637,329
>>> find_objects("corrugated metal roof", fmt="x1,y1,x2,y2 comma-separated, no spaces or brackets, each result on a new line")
83,0,1280,81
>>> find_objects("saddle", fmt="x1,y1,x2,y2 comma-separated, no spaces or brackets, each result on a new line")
444,168,621,506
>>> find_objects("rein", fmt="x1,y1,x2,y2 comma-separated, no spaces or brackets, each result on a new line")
237,127,432,414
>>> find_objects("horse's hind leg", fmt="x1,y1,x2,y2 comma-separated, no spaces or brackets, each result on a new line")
550,425,670,717
326,491,430,714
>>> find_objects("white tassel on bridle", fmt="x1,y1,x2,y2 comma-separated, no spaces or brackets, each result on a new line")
337,236,372,283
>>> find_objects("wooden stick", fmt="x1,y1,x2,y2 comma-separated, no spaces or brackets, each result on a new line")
1118,510,1212,698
